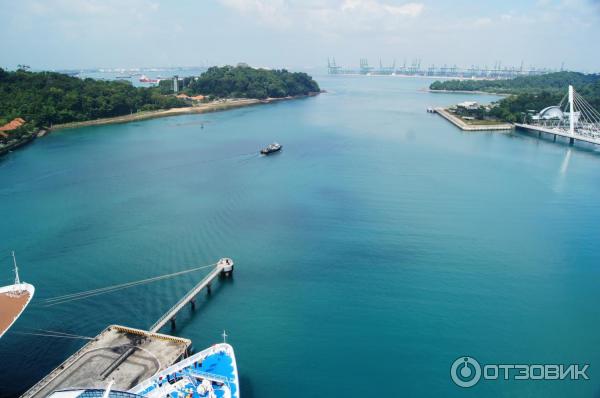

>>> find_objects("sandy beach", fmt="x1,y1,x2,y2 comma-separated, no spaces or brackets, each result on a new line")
50,94,318,131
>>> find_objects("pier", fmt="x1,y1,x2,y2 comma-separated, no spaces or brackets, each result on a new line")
150,258,234,333
21,258,235,397
434,107,513,131
21,325,191,398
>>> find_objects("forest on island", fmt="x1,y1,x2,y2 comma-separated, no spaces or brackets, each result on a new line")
0,68,186,128
1,66,321,130
1,66,321,151
430,72,600,123
160,65,321,100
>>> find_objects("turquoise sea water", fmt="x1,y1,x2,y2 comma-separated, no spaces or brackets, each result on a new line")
0,76,599,397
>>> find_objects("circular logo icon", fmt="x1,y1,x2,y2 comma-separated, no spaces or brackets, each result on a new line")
451,356,481,388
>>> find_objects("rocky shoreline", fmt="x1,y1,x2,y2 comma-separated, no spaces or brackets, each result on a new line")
0,132,37,157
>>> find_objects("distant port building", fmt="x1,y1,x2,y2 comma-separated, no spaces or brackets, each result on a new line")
327,58,561,78
531,106,575,121
456,101,479,111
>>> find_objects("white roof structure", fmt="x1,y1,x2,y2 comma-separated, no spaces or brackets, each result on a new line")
457,101,478,109
533,105,564,120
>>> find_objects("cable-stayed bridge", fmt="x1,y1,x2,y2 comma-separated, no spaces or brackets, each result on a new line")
515,85,600,145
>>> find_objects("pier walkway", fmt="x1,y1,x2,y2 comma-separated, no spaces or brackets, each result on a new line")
99,258,234,381
515,123,600,145
21,258,235,397
150,258,233,333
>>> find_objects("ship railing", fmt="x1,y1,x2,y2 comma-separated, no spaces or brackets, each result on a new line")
187,369,232,383
130,369,232,393
129,345,234,393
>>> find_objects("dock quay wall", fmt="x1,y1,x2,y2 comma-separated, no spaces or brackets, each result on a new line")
434,107,513,131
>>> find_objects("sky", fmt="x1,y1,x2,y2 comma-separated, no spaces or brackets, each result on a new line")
0,0,599,72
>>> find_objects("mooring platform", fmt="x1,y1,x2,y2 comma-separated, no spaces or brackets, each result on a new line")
21,258,235,397
20,325,191,398
435,107,513,131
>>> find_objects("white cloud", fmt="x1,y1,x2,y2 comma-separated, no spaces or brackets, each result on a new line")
219,0,292,27
341,0,423,17
218,0,424,32
5,0,600,70
26,0,160,17
473,17,492,27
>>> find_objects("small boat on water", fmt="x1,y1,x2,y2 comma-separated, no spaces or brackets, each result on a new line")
260,142,282,155
0,252,35,339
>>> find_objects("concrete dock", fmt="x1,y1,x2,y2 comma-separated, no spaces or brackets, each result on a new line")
435,107,513,131
21,258,235,397
21,325,191,398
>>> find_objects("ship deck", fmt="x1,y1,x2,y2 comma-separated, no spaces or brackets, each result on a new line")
0,283,33,338
130,343,238,398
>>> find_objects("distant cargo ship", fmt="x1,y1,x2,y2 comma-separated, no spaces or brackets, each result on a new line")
0,252,35,339
139,75,159,83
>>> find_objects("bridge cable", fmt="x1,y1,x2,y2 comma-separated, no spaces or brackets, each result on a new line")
573,90,600,121
572,96,599,132
558,92,568,109
574,92,600,124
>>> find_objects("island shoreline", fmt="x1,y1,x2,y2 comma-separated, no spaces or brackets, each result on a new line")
427,89,510,96
0,93,321,158
50,93,321,131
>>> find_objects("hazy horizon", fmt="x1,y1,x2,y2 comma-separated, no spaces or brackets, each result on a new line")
1,0,599,73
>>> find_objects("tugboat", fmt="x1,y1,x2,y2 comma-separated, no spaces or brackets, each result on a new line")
260,142,282,155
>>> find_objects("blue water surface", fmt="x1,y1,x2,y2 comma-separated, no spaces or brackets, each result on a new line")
0,75,599,397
